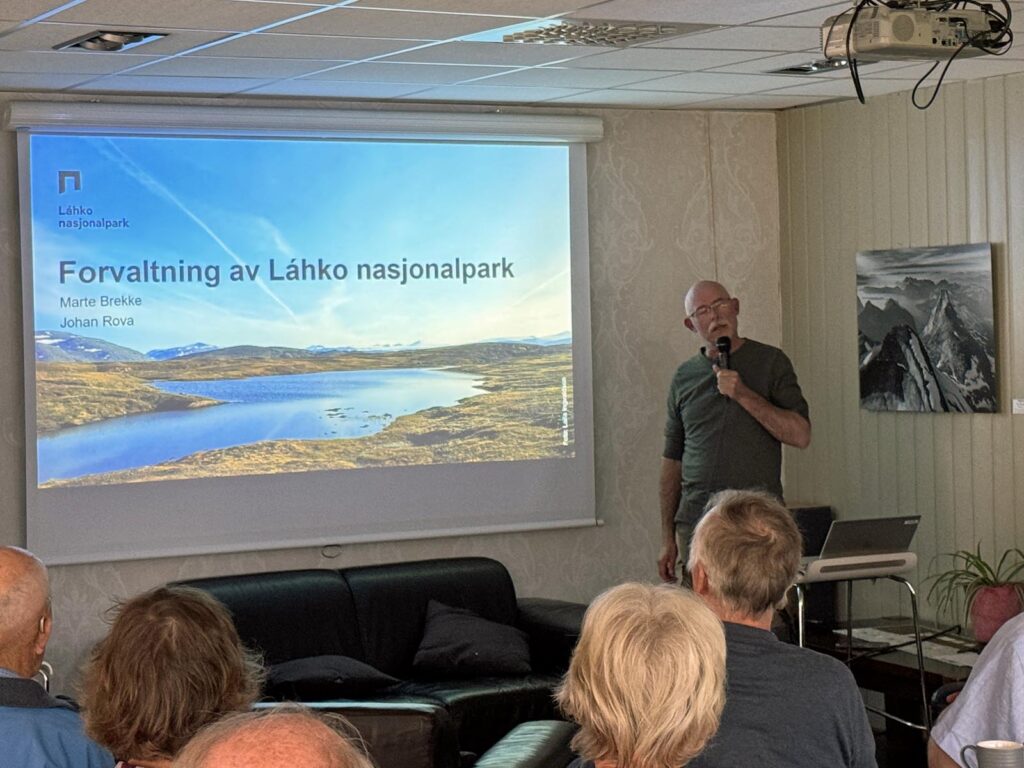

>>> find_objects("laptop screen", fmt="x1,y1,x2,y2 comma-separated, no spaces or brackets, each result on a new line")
818,516,921,558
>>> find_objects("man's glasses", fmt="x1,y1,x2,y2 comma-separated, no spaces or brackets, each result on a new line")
688,297,733,321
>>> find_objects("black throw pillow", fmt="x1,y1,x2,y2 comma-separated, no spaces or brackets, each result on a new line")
412,599,532,677
267,655,398,699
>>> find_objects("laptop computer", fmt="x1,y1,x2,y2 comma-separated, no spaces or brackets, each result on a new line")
798,515,921,583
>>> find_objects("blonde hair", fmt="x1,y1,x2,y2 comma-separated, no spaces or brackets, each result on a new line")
688,489,802,617
556,583,726,768
173,706,375,768
81,586,264,762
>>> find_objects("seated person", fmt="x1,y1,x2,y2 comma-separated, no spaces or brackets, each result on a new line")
80,586,264,768
0,546,113,768
928,611,1024,767
687,490,877,768
556,582,726,768
173,706,374,768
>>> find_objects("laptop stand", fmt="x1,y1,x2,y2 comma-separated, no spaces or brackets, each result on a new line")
793,571,932,732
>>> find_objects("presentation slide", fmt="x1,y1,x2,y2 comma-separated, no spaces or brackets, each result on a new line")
21,127,594,563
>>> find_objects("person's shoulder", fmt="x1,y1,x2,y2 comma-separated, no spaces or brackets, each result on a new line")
741,338,787,358
777,642,860,684
994,610,1024,646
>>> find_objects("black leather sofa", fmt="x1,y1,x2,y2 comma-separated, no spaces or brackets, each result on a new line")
176,557,585,768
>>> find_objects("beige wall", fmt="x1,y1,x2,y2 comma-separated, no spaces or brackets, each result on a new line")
778,74,1024,620
0,93,782,693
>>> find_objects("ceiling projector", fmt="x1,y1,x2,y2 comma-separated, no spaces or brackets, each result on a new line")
822,4,1003,60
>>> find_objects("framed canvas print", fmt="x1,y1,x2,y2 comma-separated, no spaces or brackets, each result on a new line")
856,243,996,413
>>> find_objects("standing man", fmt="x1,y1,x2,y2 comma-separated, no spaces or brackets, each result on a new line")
0,546,114,767
659,280,810,583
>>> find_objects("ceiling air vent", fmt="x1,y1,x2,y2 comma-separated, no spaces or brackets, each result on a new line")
502,19,714,47
54,31,167,52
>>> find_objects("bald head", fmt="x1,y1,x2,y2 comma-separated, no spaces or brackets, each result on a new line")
683,280,729,316
0,547,51,677
683,280,741,348
174,708,374,768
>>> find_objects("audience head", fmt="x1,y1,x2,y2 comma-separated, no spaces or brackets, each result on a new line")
81,585,263,764
556,582,726,768
173,706,374,768
688,489,802,622
0,546,51,678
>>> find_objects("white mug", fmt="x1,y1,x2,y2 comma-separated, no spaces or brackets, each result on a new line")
961,740,1024,768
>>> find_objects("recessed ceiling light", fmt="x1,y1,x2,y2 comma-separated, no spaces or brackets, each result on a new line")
767,58,876,75
54,31,167,53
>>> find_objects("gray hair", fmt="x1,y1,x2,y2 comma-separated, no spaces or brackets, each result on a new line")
688,489,802,617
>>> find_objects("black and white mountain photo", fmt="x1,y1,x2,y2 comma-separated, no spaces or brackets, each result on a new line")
856,243,996,413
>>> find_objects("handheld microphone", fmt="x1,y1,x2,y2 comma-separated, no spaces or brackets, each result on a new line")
715,336,731,370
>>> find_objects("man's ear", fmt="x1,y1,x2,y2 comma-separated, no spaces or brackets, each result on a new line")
684,317,696,334
690,563,709,596
34,614,52,657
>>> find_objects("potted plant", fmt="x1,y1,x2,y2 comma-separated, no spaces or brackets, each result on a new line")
926,544,1024,643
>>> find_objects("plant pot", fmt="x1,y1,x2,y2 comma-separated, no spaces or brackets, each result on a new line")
970,584,1023,643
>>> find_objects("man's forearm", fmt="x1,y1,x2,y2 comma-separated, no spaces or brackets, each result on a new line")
659,459,682,542
734,387,811,448
927,737,959,768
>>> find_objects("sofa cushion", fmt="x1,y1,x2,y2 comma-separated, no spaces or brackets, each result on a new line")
341,558,519,676
174,570,364,665
397,674,563,757
267,655,399,699
413,600,531,678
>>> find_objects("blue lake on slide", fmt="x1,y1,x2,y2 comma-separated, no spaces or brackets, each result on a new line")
37,368,485,483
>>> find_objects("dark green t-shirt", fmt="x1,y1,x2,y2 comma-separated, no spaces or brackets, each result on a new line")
663,338,809,525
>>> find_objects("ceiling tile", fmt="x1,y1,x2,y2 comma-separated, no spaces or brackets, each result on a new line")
854,61,966,81
70,74,272,94
200,33,417,59
139,54,334,78
753,3,850,28
303,61,514,84
480,65,676,88
695,92,834,109
939,57,1024,78
410,83,587,102
349,0,585,16
622,71,803,93
0,22,231,54
768,78,918,98
243,79,430,98
47,0,317,32
0,49,161,74
562,47,775,70
0,1,68,23
544,88,719,107
381,40,603,66
273,7,511,40
644,25,818,52
572,0,836,25
0,71,97,89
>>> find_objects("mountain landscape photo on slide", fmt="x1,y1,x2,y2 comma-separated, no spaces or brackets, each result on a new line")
856,243,996,413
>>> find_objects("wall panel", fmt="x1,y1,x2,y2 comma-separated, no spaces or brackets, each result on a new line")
779,74,1024,625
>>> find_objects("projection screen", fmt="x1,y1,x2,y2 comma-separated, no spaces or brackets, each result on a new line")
10,103,601,565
